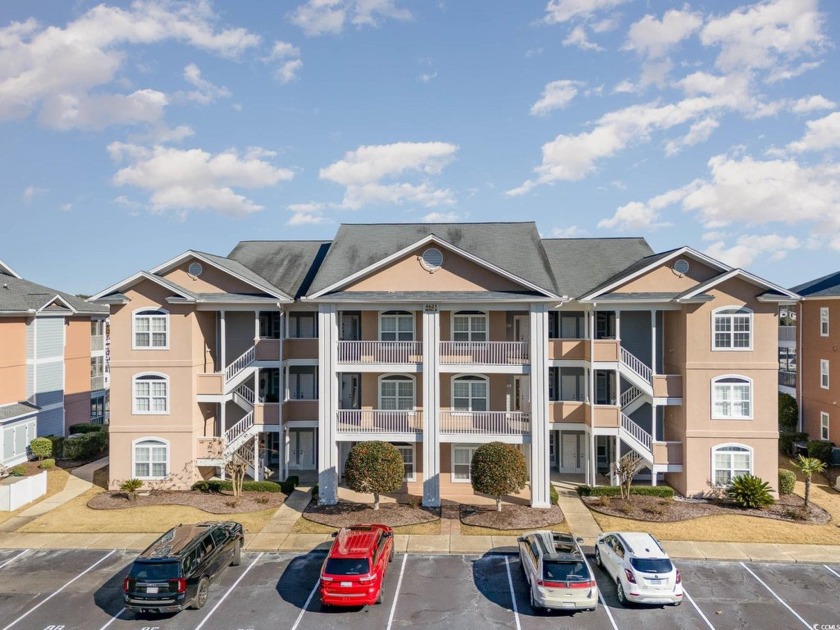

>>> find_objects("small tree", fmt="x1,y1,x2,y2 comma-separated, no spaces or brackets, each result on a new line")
727,474,775,509
778,393,798,433
343,441,404,510
120,478,143,501
470,442,528,512
29,437,53,461
225,446,250,503
795,455,826,508
612,453,644,500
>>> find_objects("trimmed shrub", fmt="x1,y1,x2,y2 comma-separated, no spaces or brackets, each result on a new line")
285,475,299,487
45,435,65,459
120,478,143,500
62,431,108,461
29,437,52,461
471,442,528,512
779,432,808,456
343,441,405,510
778,469,796,495
728,474,775,509
68,423,105,435
778,393,799,433
280,479,297,494
576,485,675,498
191,480,282,493
807,440,834,465
39,458,55,470
550,484,559,506
11,465,26,477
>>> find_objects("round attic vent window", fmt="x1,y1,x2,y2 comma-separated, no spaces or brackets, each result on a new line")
188,262,204,277
673,259,690,275
420,247,444,272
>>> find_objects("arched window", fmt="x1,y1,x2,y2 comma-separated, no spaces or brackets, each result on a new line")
133,308,169,349
711,444,752,486
133,438,169,479
133,373,169,414
712,306,752,350
711,375,751,419
380,311,414,341
452,375,488,411
452,311,487,342
379,375,415,410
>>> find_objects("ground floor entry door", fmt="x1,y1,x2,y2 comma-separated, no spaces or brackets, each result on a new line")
289,429,316,470
560,433,583,473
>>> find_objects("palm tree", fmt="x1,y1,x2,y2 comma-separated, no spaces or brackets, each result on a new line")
794,455,826,508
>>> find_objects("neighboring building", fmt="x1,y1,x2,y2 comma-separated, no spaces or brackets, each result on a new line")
778,304,797,398
789,272,840,445
91,222,795,503
0,259,109,467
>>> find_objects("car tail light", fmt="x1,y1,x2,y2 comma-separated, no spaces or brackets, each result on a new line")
358,575,375,583
568,580,597,589
675,569,681,584
170,578,187,594
122,578,131,593
320,575,333,583
536,580,564,588
624,569,637,584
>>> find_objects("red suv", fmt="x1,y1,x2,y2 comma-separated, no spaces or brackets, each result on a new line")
320,524,395,607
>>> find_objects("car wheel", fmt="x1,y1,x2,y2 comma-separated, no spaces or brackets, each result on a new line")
616,580,629,607
594,547,602,568
231,540,241,566
673,601,682,607
191,578,210,610
376,589,383,605
389,545,394,563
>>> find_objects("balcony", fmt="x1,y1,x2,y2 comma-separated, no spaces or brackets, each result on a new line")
779,326,796,343
591,405,620,429
90,375,105,392
337,341,422,364
196,437,223,461
653,375,682,398
548,401,588,424
652,441,683,466
197,373,224,396
283,338,318,360
439,342,529,365
284,400,318,421
439,410,529,435
548,339,586,360
592,339,619,362
779,371,797,388
255,403,280,425
337,409,422,433
255,339,281,361
91,335,105,352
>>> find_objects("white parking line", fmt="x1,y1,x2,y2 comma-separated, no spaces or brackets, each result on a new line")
97,607,125,630
386,553,408,630
825,564,840,579
739,562,811,630
1,550,116,630
194,552,263,630
682,589,715,630
596,589,619,630
504,556,521,630
0,549,29,570
290,577,320,630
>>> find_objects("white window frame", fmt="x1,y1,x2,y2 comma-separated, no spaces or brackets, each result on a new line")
379,311,415,342
711,443,753,487
132,308,169,350
132,373,170,415
452,311,488,343
452,444,479,483
822,359,830,390
452,374,489,412
711,306,753,351
711,375,752,420
378,374,416,410
132,437,169,480
821,307,830,337
821,412,830,441
395,443,416,482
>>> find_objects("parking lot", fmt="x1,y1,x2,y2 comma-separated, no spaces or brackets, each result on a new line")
0,547,838,630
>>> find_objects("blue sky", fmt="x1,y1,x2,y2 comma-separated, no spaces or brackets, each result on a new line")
2,0,839,295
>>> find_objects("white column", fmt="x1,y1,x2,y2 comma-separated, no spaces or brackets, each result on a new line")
220,310,227,371
529,303,551,508
283,425,290,481
254,310,260,344
613,434,620,486
254,434,261,481
615,309,621,340
422,306,441,507
317,305,339,504
586,430,595,485
651,309,657,376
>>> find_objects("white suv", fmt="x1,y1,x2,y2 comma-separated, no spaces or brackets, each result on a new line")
594,532,683,606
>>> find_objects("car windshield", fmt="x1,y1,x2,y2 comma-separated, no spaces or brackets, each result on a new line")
543,561,588,582
630,558,673,574
129,561,179,581
324,558,371,576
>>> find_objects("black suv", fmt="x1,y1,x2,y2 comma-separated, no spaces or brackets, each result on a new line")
123,521,244,614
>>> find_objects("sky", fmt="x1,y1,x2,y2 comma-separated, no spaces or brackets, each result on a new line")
2,0,840,296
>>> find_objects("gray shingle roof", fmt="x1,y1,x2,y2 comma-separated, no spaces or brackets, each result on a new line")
540,238,655,299
193,251,292,300
307,223,558,296
791,271,840,297
228,241,331,299
320,290,545,302
0,402,39,422
0,271,107,315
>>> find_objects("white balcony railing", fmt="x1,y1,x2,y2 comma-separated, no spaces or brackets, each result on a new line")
90,375,105,391
337,341,422,364
336,409,422,433
779,326,796,342
439,410,530,435
225,346,255,382
779,371,796,387
91,335,105,352
439,342,529,365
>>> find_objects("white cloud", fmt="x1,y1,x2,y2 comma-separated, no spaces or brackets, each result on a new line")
704,233,800,268
59,203,73,212
531,80,581,116
421,211,459,222
791,95,835,114
22,185,46,202
0,1,259,129
549,225,584,237
563,26,602,51
287,203,330,226
108,142,294,216
786,112,840,153
180,63,231,104
597,186,683,230
417,72,437,83
319,141,458,210
624,8,703,59
268,41,303,83
664,117,719,156
289,0,410,36
544,0,628,24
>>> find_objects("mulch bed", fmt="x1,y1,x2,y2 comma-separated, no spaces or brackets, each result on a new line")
87,490,285,514
584,494,831,524
303,500,439,528
460,504,566,530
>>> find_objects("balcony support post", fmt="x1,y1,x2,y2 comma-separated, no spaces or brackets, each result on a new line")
220,310,226,372
317,305,339,504
650,309,657,376
422,305,441,507
529,303,551,508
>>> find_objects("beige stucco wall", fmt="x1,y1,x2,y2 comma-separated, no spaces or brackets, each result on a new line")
799,298,840,444
0,318,27,404
163,257,261,295
615,258,720,293
109,429,196,490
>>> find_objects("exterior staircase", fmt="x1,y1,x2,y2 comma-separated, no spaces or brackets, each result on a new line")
225,346,257,393
619,384,645,416
224,410,259,458
619,411,653,465
618,347,653,396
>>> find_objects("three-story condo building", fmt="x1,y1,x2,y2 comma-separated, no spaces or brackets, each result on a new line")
92,222,795,505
